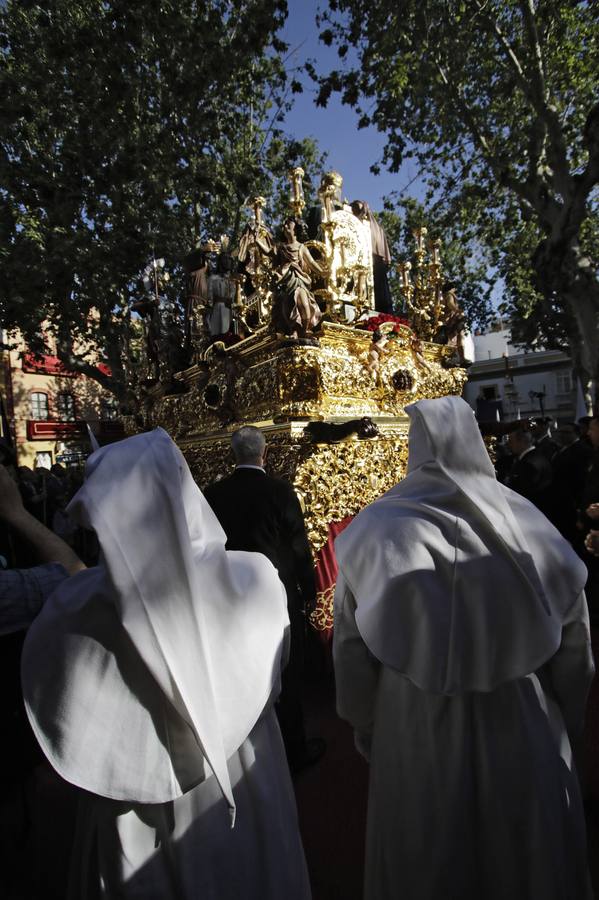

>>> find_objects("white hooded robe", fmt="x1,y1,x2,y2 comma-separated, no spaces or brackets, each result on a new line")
22,429,311,900
334,396,594,900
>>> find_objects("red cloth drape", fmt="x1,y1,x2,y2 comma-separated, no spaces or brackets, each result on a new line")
310,516,354,642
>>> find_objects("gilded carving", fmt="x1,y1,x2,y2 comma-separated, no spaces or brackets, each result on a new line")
145,313,465,632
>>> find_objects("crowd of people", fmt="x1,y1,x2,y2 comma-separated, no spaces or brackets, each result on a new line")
0,399,598,899
0,442,97,570
495,414,599,621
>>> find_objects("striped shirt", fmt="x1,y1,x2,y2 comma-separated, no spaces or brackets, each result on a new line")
0,563,67,635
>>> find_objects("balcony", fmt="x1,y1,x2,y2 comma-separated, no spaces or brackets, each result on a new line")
26,420,87,440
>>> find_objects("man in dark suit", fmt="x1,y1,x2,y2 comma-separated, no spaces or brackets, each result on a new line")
531,417,559,460
551,421,593,545
506,427,553,516
204,425,324,773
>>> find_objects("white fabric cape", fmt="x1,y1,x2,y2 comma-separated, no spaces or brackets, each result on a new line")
335,396,587,694
21,429,288,822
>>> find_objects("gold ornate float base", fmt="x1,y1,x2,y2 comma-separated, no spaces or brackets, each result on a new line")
179,419,409,551
143,322,467,630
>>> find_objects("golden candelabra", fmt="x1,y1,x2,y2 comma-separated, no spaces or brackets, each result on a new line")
288,167,305,220
242,195,274,324
231,274,248,334
397,228,445,341
249,195,266,228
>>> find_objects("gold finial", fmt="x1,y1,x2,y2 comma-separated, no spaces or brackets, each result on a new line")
413,226,428,253
288,167,305,219
429,238,442,265
397,260,412,288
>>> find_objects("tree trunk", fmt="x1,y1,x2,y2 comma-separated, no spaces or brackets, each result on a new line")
533,239,599,414
562,249,599,414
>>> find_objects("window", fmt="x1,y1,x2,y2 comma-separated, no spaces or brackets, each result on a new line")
30,392,49,420
481,385,498,401
56,392,76,421
35,451,52,469
555,370,572,394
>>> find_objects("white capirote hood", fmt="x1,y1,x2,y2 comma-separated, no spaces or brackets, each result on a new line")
22,429,288,823
335,396,587,693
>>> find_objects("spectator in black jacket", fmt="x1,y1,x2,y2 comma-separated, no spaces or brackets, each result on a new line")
204,426,324,774
532,417,559,460
506,427,553,517
551,422,593,545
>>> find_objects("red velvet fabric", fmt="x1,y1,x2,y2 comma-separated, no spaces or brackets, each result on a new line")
311,516,354,642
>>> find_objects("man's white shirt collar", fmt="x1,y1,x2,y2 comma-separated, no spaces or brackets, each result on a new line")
518,446,536,461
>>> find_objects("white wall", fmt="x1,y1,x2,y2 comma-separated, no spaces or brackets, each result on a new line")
472,327,512,361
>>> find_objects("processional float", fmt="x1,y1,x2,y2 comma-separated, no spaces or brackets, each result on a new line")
132,169,469,634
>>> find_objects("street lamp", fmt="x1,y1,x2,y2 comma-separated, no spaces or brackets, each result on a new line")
528,389,546,417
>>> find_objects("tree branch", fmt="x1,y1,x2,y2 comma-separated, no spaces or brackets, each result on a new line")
517,0,547,105
434,59,534,212
54,328,117,395
579,101,599,194
472,0,571,199
517,0,571,195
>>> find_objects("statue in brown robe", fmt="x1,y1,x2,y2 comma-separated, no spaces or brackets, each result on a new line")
272,218,324,339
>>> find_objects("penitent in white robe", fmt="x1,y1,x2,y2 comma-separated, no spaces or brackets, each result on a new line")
335,578,593,900
69,710,310,900
334,396,594,900
22,429,311,900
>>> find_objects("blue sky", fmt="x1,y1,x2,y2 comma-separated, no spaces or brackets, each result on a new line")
278,0,427,211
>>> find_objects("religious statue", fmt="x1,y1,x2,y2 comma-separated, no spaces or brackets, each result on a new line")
305,170,346,240
440,281,474,366
207,249,235,338
132,258,169,382
237,196,274,278
132,258,185,388
366,329,389,381
351,200,393,313
272,217,324,340
131,293,161,382
158,295,187,388
183,247,209,346
319,171,345,222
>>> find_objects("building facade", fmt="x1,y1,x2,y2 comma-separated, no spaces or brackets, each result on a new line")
463,319,580,423
1,329,121,467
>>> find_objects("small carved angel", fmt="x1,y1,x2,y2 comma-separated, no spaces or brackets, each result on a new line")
366,329,389,381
